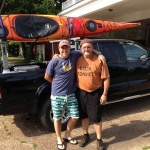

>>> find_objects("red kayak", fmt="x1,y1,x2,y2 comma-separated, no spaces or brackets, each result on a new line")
0,14,140,42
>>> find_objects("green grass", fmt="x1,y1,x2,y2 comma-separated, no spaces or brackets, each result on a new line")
32,143,37,149
8,57,38,65
1,121,12,136
8,57,25,64
8,57,25,61
20,140,27,143
143,146,150,150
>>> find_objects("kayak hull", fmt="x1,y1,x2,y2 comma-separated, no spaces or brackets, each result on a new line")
0,14,140,42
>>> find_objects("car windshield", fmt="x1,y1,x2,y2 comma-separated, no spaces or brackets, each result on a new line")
123,42,149,61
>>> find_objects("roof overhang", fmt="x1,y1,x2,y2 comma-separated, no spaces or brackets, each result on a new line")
58,0,150,22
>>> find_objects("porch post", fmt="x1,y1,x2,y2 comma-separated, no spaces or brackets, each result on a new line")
0,39,10,73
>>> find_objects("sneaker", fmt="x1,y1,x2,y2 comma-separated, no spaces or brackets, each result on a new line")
97,139,105,150
79,134,90,147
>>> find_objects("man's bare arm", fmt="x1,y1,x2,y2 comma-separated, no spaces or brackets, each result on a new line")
103,77,110,95
53,50,106,65
98,55,106,65
44,73,53,83
100,77,110,105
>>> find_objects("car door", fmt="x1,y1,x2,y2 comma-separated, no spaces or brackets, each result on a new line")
122,41,150,95
93,41,128,102
0,69,46,114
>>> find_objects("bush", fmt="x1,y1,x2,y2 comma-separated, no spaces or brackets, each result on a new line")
7,42,19,57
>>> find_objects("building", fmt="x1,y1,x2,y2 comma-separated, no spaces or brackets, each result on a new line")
58,0,150,46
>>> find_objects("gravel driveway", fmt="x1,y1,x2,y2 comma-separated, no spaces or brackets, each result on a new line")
0,97,150,150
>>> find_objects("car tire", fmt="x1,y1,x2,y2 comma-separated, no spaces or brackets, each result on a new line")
39,96,69,131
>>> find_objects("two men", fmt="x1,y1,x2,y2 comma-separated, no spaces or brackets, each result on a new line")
44,39,109,150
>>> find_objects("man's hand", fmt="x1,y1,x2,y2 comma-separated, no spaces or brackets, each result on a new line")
52,54,59,59
100,95,107,105
92,49,106,65
98,55,106,65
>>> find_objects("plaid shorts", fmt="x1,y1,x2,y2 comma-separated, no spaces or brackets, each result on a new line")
51,93,79,120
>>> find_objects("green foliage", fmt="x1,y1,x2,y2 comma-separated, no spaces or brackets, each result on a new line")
22,43,31,62
143,146,150,150
18,42,32,62
35,52,44,62
32,143,37,149
0,0,66,61
1,0,36,14
8,57,25,65
34,0,56,14
7,42,19,57
1,0,66,14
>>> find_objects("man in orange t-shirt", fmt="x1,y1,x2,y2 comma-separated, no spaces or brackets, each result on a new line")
76,38,110,150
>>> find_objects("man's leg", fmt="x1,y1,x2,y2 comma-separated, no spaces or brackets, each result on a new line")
94,121,105,150
79,118,90,147
51,95,66,149
54,119,62,143
76,88,90,147
54,119,66,150
64,117,78,138
64,93,79,142
82,118,89,134
94,121,102,139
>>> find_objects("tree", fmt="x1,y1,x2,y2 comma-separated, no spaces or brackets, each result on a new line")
55,0,66,11
1,0,65,15
0,0,66,61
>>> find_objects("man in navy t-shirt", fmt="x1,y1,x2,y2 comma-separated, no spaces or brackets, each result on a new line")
45,39,106,150
45,40,81,150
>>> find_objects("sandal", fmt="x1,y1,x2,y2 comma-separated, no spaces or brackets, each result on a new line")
63,138,78,145
57,143,66,150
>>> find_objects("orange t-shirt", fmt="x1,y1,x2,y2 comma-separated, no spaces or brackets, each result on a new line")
76,54,110,92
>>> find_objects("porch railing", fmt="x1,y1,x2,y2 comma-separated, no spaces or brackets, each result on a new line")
62,0,83,10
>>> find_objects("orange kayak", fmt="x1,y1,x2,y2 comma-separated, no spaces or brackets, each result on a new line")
0,14,140,42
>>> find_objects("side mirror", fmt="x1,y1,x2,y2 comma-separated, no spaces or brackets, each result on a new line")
139,54,148,61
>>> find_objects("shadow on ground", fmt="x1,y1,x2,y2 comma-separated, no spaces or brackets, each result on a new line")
103,96,149,117
103,120,150,148
13,114,50,136
13,97,150,141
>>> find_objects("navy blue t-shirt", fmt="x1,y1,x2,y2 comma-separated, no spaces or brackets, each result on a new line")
46,50,81,96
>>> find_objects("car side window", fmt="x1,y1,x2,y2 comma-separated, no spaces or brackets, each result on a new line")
93,42,121,62
123,42,148,61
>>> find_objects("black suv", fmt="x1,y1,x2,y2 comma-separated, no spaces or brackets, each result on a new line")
0,39,150,130
91,39,150,103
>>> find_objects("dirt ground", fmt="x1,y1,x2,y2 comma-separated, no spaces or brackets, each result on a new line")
0,97,150,150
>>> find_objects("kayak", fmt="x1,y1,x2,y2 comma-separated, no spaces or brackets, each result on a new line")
0,14,140,42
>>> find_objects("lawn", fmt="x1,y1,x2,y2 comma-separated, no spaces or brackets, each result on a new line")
8,57,25,65
8,57,35,65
